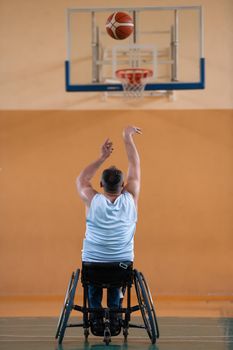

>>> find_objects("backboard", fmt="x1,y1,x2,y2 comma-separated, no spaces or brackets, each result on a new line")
65,6,205,92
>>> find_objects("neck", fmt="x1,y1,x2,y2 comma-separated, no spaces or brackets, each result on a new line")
103,190,122,201
104,191,121,197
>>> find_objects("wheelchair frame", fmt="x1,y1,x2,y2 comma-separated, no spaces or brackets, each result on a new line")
55,263,159,345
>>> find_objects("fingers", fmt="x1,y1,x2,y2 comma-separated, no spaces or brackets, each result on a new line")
105,144,113,153
102,126,142,156
101,138,114,158
134,126,142,134
127,126,142,135
104,138,113,145
104,139,113,150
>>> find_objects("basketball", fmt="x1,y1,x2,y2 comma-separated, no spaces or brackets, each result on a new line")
106,12,134,40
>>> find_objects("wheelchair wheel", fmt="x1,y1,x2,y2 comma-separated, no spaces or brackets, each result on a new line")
134,270,159,344
55,269,80,344
55,271,74,339
139,271,160,339
84,327,89,341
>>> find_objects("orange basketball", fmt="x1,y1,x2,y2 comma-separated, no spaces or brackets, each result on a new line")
106,12,134,40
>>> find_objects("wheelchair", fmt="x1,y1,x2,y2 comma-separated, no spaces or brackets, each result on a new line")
55,262,159,345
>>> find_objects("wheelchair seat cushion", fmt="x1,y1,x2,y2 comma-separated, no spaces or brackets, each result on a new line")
81,262,133,287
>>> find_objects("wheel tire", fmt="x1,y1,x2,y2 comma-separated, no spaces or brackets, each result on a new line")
134,270,159,343
84,327,89,341
123,328,128,342
104,336,111,345
56,269,80,344
104,327,111,345
140,271,160,339
55,272,74,339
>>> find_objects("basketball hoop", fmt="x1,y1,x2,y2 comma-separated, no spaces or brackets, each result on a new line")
115,68,153,98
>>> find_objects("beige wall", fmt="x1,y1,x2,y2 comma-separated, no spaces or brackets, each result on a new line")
0,0,233,109
1,109,233,296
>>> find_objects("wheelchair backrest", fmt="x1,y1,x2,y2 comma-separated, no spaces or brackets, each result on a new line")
81,262,133,288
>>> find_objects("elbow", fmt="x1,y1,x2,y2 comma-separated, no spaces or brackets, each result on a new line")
76,175,90,190
76,175,80,186
76,177,80,192
76,175,83,191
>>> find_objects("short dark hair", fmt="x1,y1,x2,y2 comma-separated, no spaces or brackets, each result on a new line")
101,166,124,193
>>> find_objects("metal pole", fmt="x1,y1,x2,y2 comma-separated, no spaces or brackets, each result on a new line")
91,11,98,83
171,9,179,81
133,10,137,44
96,26,100,82
133,10,139,68
199,6,204,58
171,25,174,80
68,6,203,14
66,9,71,61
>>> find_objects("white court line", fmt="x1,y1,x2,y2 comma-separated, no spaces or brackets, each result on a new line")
0,336,81,338
0,324,57,328
0,334,233,342
0,339,232,344
160,340,233,343
164,335,233,339
159,323,223,327
0,334,232,339
0,323,224,328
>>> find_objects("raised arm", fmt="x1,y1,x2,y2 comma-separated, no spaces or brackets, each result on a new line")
123,126,142,204
76,139,113,207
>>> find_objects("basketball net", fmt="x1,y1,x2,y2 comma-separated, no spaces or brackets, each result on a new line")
115,68,153,98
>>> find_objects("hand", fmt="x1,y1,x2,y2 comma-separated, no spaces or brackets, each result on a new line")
100,138,113,160
123,126,142,139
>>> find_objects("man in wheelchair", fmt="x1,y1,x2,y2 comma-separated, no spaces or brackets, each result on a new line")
56,126,159,344
76,126,141,334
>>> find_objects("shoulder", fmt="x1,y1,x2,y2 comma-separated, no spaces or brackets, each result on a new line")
89,192,101,204
121,190,138,210
122,190,134,198
85,193,100,216
121,191,136,203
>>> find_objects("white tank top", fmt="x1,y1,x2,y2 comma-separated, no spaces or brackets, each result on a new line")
82,192,137,262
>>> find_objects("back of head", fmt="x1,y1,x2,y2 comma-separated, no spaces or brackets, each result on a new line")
101,166,124,193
